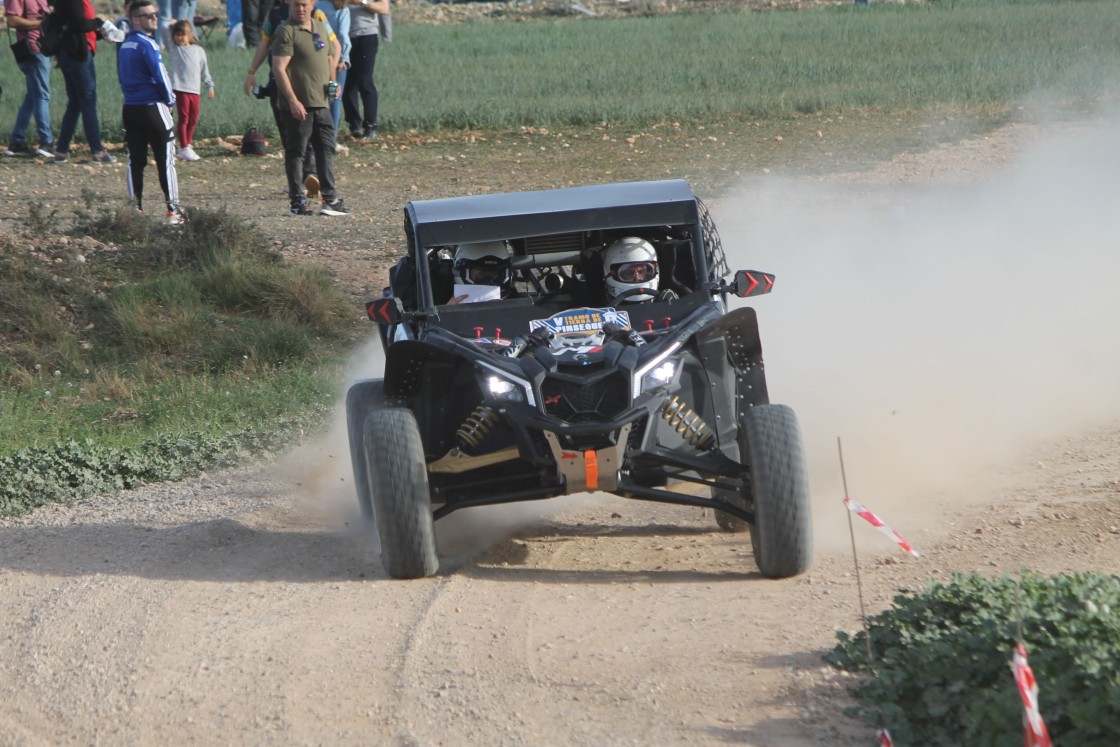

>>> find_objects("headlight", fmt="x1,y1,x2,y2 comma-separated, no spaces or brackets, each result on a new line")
644,361,678,388
487,375,525,402
477,362,534,405
633,344,682,397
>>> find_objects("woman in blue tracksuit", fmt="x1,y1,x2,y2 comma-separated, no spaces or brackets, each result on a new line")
118,0,182,223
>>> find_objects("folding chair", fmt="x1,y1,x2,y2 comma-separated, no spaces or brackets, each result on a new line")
193,15,221,42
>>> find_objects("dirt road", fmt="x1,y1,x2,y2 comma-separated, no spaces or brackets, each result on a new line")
2,114,1119,745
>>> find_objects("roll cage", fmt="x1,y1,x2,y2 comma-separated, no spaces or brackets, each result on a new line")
394,179,729,317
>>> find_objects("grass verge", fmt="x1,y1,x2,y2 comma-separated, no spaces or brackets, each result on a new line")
0,199,358,515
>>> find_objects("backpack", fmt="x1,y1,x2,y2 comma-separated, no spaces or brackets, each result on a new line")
38,11,64,57
240,129,267,156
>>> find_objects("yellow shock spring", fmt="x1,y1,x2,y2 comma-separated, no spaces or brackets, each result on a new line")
456,404,500,451
661,395,715,449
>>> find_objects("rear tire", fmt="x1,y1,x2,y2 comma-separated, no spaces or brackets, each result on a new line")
743,404,812,579
363,408,439,579
345,379,384,521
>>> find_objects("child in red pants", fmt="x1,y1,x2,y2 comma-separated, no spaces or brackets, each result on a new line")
164,20,214,161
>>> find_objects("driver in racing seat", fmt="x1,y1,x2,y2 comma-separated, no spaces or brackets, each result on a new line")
449,241,515,304
602,236,677,305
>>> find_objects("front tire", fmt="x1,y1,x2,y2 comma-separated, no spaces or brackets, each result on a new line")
345,379,384,521
743,404,812,579
362,407,439,579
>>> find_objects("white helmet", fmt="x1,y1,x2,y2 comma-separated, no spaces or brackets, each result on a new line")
453,241,512,286
603,237,658,303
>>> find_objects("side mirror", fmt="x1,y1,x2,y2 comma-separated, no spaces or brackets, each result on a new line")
732,270,775,298
366,297,402,324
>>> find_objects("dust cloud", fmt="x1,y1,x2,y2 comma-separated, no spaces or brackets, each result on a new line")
282,111,1120,568
717,110,1120,552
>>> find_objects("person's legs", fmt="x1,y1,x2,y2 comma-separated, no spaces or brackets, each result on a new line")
183,93,200,148
342,34,373,136
73,55,105,155
310,109,336,200
150,103,180,211
157,0,174,42
240,0,261,48
10,60,36,148
175,91,190,148
362,34,379,133
123,105,149,208
330,66,347,135
302,141,316,181
183,0,198,31
279,107,314,206
27,55,54,148
55,52,83,156
270,92,290,151
175,92,200,148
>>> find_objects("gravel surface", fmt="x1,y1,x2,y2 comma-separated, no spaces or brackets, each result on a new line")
2,111,1119,744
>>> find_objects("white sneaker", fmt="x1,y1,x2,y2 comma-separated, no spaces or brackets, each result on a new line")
183,146,201,161
167,208,184,225
334,142,349,155
177,147,189,161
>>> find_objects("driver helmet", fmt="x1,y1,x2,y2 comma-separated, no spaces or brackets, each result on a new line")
603,237,659,303
453,241,512,287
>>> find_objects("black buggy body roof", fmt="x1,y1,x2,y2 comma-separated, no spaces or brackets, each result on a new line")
405,179,703,247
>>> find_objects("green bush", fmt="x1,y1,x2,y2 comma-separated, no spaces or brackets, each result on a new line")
826,572,1120,746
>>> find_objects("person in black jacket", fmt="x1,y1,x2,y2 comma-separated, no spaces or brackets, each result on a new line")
51,0,122,164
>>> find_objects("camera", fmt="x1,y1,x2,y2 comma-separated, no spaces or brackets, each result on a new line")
252,81,274,100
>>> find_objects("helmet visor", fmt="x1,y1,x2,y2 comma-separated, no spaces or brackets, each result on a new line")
468,266,506,285
457,255,511,286
610,261,658,284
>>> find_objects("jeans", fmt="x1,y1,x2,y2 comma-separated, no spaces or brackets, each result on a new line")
171,0,198,29
56,50,104,156
330,66,348,135
157,0,173,41
11,53,53,149
342,33,378,135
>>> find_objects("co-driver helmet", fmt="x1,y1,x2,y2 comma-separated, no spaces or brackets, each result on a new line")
603,237,659,303
453,241,512,287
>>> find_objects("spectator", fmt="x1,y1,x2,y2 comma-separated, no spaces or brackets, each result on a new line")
271,0,348,216
163,19,214,161
342,0,387,141
119,0,183,223
52,0,121,164
3,0,55,158
315,0,350,152
244,0,338,198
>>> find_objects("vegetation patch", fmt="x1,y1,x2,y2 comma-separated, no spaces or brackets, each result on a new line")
826,571,1120,746
0,202,358,514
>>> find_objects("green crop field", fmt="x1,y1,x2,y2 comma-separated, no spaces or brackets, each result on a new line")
2,0,1118,141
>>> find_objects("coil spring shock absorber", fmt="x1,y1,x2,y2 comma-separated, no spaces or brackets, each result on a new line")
661,395,715,449
456,404,499,452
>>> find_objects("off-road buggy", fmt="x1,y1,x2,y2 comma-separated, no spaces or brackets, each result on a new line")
346,179,812,579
